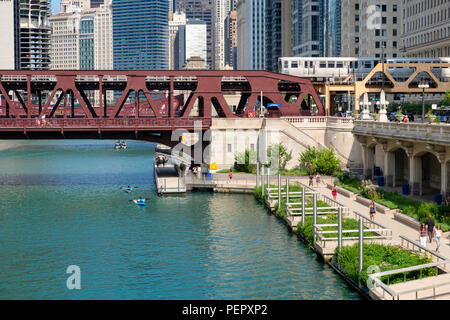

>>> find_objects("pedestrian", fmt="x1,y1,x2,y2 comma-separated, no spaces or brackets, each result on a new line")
419,223,427,247
435,225,442,253
228,168,233,184
315,174,321,187
332,185,337,200
425,215,435,243
309,174,314,187
369,200,376,220
403,116,409,123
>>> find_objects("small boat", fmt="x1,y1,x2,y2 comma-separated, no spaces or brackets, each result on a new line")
133,199,147,206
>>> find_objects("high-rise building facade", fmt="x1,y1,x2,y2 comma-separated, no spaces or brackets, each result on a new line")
265,0,282,72
169,11,187,69
50,12,81,70
224,10,237,69
212,0,231,69
19,0,51,70
340,0,401,58
281,0,292,57
60,0,91,13
0,0,19,69
176,0,213,68
236,0,265,70
112,0,169,70
401,0,450,57
173,19,207,69
50,1,112,70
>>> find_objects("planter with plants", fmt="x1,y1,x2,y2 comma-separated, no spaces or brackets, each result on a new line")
425,109,436,123
395,109,405,122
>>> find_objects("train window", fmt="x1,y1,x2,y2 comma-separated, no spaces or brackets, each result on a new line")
354,61,358,68
336,62,344,68
364,62,372,68
304,61,308,68
328,61,335,68
350,61,353,68
319,61,326,68
291,61,298,68
310,61,313,68
284,61,288,68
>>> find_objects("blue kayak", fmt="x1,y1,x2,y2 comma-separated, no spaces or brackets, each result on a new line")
133,199,146,206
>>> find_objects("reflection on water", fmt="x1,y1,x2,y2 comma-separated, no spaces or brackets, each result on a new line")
0,140,360,299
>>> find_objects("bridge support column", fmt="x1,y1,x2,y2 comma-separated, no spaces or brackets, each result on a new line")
325,85,331,116
408,155,421,196
384,150,394,187
441,161,448,198
361,144,374,179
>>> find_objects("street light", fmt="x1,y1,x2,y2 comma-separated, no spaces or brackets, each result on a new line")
418,78,429,123
376,99,389,122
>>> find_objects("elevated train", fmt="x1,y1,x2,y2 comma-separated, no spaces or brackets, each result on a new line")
278,57,450,84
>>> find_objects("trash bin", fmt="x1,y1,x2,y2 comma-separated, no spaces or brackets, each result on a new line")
402,184,409,195
434,194,443,205
206,172,212,181
377,176,384,187
374,166,381,176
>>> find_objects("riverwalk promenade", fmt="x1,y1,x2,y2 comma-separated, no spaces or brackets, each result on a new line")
190,172,450,300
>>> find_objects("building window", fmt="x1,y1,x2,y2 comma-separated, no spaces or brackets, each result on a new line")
227,144,232,152
393,16,397,24
355,37,359,43
375,29,380,36
393,41,397,48
393,29,397,36
355,3,359,10
355,14,359,22
393,4,397,12
382,17,387,24
250,143,255,151
375,41,380,48
355,25,359,32
382,4,387,12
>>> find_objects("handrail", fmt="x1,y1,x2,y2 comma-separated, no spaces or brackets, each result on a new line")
400,235,447,262
368,259,450,300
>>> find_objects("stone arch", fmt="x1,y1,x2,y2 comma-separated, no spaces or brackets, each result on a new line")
413,151,442,196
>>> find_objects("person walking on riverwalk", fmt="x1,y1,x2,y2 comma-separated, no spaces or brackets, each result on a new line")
332,185,337,200
309,175,314,187
228,169,233,184
315,174,321,187
419,223,427,247
426,215,435,243
435,225,442,253
369,200,376,220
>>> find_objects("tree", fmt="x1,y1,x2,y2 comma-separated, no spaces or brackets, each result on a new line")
298,146,341,175
234,149,257,173
314,148,341,175
299,146,320,175
443,90,450,106
267,143,292,171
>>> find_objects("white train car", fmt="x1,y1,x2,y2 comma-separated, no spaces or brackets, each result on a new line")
278,57,449,83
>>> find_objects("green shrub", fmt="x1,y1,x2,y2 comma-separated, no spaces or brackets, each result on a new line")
234,149,257,173
267,143,292,171
299,146,341,175
335,243,436,285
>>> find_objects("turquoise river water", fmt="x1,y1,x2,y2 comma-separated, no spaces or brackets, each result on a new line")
0,140,360,299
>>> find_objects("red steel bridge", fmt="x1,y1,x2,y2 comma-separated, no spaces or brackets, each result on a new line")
0,70,324,145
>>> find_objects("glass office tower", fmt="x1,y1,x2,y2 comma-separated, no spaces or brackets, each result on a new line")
112,0,169,69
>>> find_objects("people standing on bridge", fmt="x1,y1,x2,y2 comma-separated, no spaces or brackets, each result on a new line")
331,185,337,200
435,225,442,253
315,174,321,187
426,215,435,243
369,200,376,220
419,223,427,247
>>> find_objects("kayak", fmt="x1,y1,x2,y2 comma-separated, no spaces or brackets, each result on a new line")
133,199,146,206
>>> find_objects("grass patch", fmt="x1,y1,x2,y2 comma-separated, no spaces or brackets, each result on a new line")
335,243,436,285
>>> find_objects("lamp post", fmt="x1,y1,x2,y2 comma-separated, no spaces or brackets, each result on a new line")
376,99,389,122
418,79,429,123
361,100,372,120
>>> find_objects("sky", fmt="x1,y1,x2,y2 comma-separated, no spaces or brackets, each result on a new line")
51,0,60,14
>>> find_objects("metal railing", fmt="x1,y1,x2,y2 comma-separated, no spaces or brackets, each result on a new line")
400,235,447,263
368,259,450,300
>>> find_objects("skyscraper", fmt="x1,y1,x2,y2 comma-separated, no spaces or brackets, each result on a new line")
265,0,282,72
19,0,51,70
212,0,231,69
169,11,187,70
0,0,19,69
224,10,237,69
175,0,213,68
236,0,265,70
174,19,207,69
112,0,169,70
